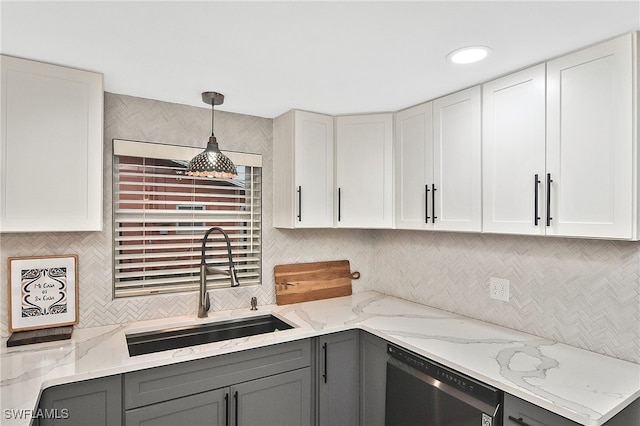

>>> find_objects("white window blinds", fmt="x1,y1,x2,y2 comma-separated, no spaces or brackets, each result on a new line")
113,140,262,298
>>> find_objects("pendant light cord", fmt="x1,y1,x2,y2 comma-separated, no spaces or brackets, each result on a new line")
211,103,215,137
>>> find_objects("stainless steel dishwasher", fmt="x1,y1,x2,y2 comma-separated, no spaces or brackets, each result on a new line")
385,344,503,426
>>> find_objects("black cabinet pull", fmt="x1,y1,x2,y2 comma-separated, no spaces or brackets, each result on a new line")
425,184,430,223
534,174,541,226
225,393,229,426
337,188,342,222
233,391,239,426
297,186,302,222
322,342,328,383
431,184,437,224
508,415,532,426
546,173,553,226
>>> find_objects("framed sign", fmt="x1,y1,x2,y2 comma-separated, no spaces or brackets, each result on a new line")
7,255,79,332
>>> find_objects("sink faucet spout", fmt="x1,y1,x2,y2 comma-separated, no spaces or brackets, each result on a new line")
198,226,240,318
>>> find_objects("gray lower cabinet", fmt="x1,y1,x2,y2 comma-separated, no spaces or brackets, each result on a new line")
125,368,311,426
37,374,122,426
316,330,360,426
603,397,640,426
359,331,389,426
504,393,580,426
38,333,638,426
504,393,640,426
124,339,312,426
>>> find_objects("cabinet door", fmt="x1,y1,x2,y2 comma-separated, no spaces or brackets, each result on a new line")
0,55,103,232
233,368,312,426
482,64,546,235
317,330,360,426
360,331,389,426
39,375,121,426
335,114,393,228
546,33,634,239
394,102,434,230
433,86,482,232
125,388,227,426
295,111,334,228
273,110,334,228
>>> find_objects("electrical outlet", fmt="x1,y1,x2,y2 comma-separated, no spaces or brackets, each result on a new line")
489,277,510,302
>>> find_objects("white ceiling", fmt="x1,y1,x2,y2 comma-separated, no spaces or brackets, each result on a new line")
1,1,639,118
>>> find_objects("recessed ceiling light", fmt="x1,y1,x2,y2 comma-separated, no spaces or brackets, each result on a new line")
447,46,491,64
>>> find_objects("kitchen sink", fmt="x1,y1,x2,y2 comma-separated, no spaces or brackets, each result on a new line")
126,314,295,356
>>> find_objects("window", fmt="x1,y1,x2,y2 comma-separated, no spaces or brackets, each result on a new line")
113,139,262,298
176,204,204,234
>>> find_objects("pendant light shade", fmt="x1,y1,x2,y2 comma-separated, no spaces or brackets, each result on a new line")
186,92,237,178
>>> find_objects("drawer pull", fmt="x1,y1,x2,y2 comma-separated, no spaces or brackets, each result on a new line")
225,393,229,426
322,342,328,383
431,184,437,223
234,391,239,426
546,173,553,226
508,415,532,426
425,184,430,223
297,186,302,222
534,174,541,226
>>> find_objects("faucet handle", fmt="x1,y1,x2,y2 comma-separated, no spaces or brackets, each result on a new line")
250,296,257,310
204,292,210,312
198,291,211,318
231,267,240,287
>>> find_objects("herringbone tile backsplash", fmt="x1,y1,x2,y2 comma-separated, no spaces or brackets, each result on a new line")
1,93,638,363
370,231,639,363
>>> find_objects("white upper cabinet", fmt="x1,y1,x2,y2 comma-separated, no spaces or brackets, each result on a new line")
394,102,433,230
482,64,546,235
273,110,392,230
483,33,638,240
273,32,638,239
395,88,482,233
335,113,393,228
1,55,103,232
546,33,636,239
273,110,334,228
432,86,482,232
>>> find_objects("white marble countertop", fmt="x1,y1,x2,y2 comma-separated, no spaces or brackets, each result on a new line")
1,291,638,426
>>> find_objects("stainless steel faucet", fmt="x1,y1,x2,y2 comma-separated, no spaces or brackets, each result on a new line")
198,226,240,318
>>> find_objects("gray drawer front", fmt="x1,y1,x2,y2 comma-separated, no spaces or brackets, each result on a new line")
124,339,311,409
504,393,580,426
125,388,226,426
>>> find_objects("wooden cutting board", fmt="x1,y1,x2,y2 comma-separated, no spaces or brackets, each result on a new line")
274,260,360,305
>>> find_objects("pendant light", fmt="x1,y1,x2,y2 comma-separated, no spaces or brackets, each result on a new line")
186,92,237,178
